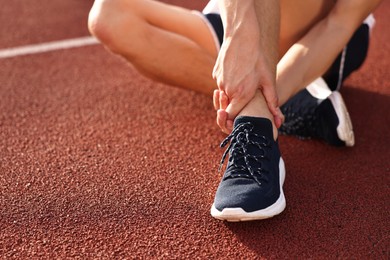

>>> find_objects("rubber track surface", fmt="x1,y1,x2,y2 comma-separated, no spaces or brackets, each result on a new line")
0,0,389,258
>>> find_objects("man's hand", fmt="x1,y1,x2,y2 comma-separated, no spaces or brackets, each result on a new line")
213,89,284,134
213,90,232,134
212,35,260,133
213,36,283,133
213,0,283,133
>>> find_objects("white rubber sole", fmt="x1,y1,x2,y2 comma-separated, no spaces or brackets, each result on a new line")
328,92,355,147
210,158,286,222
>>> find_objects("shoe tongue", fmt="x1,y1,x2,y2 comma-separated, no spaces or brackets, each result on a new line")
234,116,274,140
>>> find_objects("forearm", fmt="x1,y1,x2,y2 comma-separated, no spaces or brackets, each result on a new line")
214,0,283,130
214,0,261,90
217,0,279,75
217,0,258,39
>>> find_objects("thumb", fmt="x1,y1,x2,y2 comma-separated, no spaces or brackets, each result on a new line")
224,96,250,121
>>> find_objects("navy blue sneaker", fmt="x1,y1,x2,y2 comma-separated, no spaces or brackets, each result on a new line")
211,116,286,221
280,81,354,147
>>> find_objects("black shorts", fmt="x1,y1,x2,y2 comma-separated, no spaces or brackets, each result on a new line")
202,12,374,91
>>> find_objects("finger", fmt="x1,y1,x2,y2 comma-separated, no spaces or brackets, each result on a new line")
279,108,285,124
226,119,234,133
213,89,220,111
262,85,279,116
217,109,229,134
261,85,282,127
224,96,251,121
219,91,229,110
274,107,285,128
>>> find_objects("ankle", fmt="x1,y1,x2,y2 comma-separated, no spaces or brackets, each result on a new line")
237,94,278,140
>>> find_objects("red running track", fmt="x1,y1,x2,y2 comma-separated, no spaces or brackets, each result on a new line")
0,0,389,258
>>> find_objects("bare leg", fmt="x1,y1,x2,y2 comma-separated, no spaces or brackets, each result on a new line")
233,0,280,139
89,0,334,101
277,0,335,104
239,0,336,118
88,0,218,95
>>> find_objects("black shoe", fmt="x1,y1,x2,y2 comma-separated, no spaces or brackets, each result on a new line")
280,87,355,147
211,116,286,221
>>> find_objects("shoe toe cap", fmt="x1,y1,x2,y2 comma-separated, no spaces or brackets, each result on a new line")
213,178,280,213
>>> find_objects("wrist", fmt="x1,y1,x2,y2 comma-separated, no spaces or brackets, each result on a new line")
218,0,258,38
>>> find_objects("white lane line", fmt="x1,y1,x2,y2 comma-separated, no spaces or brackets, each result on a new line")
0,36,100,59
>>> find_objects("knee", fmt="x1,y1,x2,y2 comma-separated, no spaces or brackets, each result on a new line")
88,0,118,49
88,0,142,53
